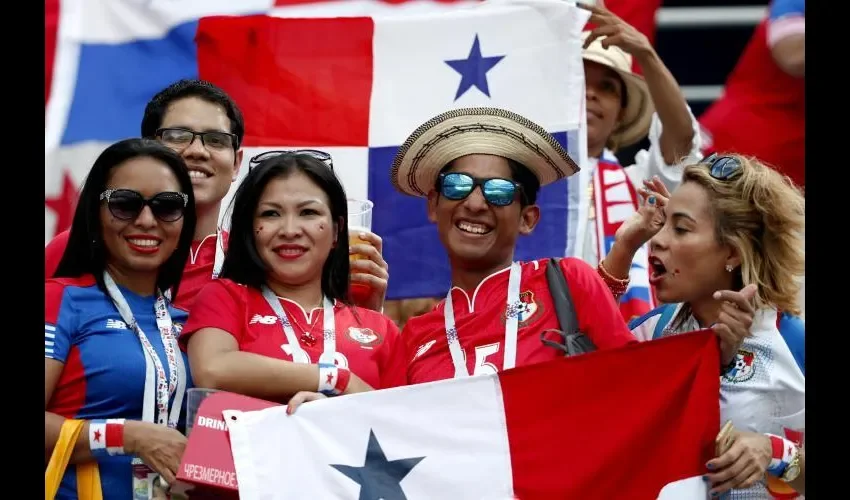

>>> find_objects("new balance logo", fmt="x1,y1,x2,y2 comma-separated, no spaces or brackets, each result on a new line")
414,340,437,359
105,319,128,330
250,315,277,325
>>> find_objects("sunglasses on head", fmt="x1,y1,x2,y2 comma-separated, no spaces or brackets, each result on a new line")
701,153,743,180
438,172,522,207
100,189,188,222
249,149,334,171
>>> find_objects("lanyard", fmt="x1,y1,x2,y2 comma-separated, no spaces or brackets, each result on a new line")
261,286,336,366
444,262,522,378
212,229,225,279
103,272,186,428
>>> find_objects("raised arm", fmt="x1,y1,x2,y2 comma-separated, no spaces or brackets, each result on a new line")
581,0,697,169
768,0,805,77
600,177,669,289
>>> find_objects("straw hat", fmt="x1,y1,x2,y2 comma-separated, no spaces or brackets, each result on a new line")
391,107,579,197
582,31,654,149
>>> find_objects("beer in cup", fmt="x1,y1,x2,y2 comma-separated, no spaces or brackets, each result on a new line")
347,199,374,303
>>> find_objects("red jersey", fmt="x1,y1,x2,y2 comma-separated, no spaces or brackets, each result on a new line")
401,258,637,384
699,6,805,187
44,229,225,312
181,278,406,390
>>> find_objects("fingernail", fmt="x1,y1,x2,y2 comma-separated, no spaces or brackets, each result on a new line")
713,291,721,299
710,493,719,498
706,463,714,470
647,196,656,205
702,475,709,482
360,232,367,239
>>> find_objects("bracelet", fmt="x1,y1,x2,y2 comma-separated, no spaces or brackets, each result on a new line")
89,418,126,458
597,261,629,298
765,434,797,477
317,354,351,396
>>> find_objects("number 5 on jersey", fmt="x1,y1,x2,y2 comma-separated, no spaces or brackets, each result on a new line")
472,343,500,375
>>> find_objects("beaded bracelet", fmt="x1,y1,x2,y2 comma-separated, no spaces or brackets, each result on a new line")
597,261,630,298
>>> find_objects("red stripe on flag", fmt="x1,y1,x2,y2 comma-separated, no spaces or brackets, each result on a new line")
499,331,720,499
196,15,374,147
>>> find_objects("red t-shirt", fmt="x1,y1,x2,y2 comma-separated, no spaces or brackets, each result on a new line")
401,258,637,384
699,19,805,188
44,230,225,312
180,278,406,390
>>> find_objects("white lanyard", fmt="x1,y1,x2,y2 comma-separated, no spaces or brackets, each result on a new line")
261,286,336,366
103,272,186,428
212,229,225,279
444,262,522,378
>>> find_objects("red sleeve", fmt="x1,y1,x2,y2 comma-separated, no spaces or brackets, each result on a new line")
377,317,408,390
558,258,637,350
45,229,70,278
179,279,246,350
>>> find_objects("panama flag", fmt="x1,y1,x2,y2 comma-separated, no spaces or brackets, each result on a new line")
45,0,589,300
213,331,721,499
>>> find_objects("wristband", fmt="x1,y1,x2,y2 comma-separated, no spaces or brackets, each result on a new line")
318,354,351,396
765,434,797,477
89,418,126,458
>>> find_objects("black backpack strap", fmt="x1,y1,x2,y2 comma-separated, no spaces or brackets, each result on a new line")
542,258,598,357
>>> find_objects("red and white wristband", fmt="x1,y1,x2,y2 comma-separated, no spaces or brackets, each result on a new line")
89,418,126,458
318,356,351,396
765,433,798,477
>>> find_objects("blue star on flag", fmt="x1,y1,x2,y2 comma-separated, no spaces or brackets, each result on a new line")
445,34,505,101
330,429,425,500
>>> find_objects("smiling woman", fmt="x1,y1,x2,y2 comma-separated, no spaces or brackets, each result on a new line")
46,138,198,499
180,151,407,405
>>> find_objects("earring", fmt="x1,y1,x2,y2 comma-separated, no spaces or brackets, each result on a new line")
725,264,734,272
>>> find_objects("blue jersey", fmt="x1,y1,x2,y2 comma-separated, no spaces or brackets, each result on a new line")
45,274,193,500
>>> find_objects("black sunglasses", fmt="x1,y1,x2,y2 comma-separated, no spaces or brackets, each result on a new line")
439,172,522,207
701,153,742,180
99,189,188,222
249,149,334,171
155,127,239,151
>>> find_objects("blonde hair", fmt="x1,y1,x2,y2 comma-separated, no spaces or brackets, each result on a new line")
682,154,805,315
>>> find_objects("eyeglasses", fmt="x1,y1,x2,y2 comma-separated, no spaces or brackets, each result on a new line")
248,149,334,171
100,189,188,222
155,127,238,151
438,172,522,207
701,153,742,180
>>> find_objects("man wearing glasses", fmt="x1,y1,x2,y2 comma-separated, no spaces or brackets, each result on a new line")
45,79,388,312
389,107,637,384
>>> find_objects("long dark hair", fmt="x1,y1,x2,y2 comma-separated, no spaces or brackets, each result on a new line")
53,138,197,299
219,153,351,304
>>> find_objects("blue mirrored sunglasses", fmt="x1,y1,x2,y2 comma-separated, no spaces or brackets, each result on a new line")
439,172,521,207
701,153,742,180
248,149,334,171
